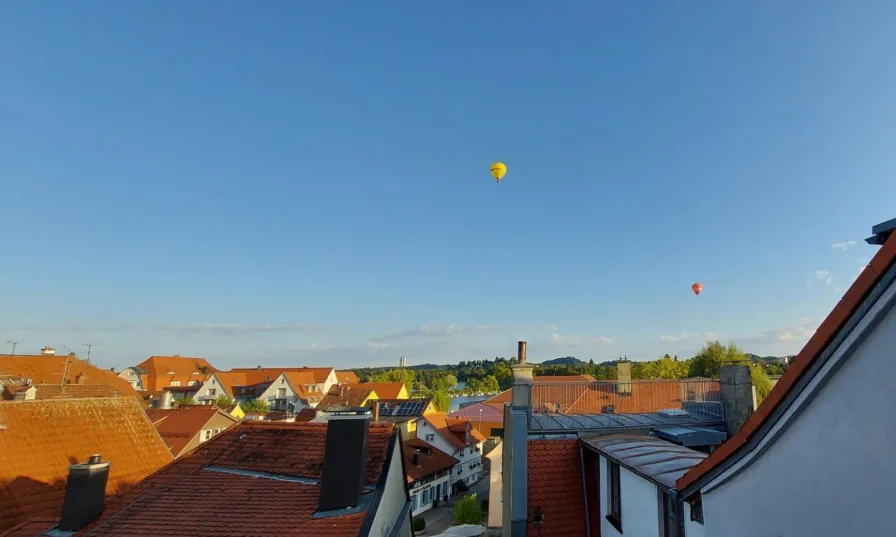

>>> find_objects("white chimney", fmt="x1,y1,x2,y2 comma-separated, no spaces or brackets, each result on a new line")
41,346,56,356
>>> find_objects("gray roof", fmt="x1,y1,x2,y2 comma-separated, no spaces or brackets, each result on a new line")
528,409,723,433
581,434,707,490
653,426,727,447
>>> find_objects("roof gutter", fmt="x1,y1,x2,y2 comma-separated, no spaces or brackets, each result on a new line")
579,442,593,537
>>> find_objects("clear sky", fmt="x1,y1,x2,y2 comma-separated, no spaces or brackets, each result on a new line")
2,2,895,370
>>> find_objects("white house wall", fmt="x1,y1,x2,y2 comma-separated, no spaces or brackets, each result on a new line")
700,277,896,537
118,368,143,390
368,437,412,537
683,502,705,537
486,441,503,528
194,374,223,404
599,455,660,537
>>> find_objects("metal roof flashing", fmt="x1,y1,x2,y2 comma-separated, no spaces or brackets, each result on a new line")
866,217,896,245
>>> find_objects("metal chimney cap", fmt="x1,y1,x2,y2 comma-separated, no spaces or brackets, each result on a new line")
87,454,103,465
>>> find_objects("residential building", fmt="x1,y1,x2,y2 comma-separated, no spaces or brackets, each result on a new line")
315,384,380,414
0,397,173,532
228,366,339,395
498,341,732,537
336,370,361,384
3,411,414,536
403,438,458,516
449,400,504,437
582,435,708,537
415,412,486,493
1,376,125,401
374,397,436,440
145,405,240,458
0,354,138,398
257,371,324,411
675,217,896,537
118,355,217,391
354,382,410,400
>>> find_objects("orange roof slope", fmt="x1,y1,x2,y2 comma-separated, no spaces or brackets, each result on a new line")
229,366,334,384
316,386,376,411
134,356,217,391
0,355,138,398
355,382,407,400
533,375,597,382
281,371,321,403
677,229,896,492
528,439,587,537
145,406,238,456
0,397,173,532
336,371,360,384
403,438,459,483
79,421,396,537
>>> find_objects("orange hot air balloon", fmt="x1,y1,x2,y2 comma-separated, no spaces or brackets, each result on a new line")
692,283,703,296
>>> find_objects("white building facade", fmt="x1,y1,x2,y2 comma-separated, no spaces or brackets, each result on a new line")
414,415,484,494
678,253,896,537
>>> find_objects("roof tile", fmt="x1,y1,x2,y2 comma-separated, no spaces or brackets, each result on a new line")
0,397,173,532
527,439,587,537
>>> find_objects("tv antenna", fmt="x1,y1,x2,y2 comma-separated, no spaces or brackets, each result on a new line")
83,342,99,364
6,340,21,355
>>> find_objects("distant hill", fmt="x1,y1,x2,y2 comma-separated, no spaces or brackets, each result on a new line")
538,356,586,366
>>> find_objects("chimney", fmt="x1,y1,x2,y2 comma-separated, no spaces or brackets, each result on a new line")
58,454,111,531
159,391,174,410
76,373,87,385
511,341,534,419
372,401,380,422
256,365,262,371
412,452,420,466
720,365,754,436
319,408,371,512
41,346,56,356
616,359,632,396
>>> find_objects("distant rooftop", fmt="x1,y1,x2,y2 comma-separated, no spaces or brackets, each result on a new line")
529,408,724,434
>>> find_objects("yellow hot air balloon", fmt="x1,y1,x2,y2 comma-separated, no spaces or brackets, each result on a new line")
490,161,507,183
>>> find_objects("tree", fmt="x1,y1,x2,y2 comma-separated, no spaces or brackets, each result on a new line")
453,493,483,525
480,375,500,393
242,398,269,413
173,394,195,408
370,368,417,387
493,362,513,389
750,364,773,404
212,395,234,409
431,390,451,412
431,374,458,391
688,341,749,378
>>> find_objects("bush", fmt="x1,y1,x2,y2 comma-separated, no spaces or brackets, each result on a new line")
412,517,425,532
454,493,483,525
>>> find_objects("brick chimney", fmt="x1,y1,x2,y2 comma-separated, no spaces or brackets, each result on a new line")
318,409,371,512
58,454,111,531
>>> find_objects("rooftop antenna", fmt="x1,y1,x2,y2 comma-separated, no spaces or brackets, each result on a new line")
6,340,21,355
83,342,99,364
61,352,72,394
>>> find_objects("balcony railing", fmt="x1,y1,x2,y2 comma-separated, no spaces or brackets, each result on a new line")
528,379,723,419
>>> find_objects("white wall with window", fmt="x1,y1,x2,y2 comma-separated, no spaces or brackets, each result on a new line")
117,367,144,390
409,473,451,517
600,456,661,537
415,418,483,490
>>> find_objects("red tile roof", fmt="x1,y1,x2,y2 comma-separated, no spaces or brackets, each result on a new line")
133,356,217,391
76,421,397,536
354,382,407,400
0,397,173,532
533,375,597,382
677,230,896,492
317,385,376,411
420,413,483,450
336,371,360,384
527,439,587,537
403,438,459,483
145,406,239,456
32,384,124,399
0,517,57,537
229,366,335,385
0,356,138,398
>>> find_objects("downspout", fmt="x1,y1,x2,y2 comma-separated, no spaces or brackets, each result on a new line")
579,443,593,537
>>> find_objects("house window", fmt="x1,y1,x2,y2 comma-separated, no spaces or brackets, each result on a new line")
207,389,216,396
690,497,704,525
189,380,198,386
426,434,435,441
170,381,182,387
607,461,622,531
661,491,684,537
281,378,285,384
202,430,211,442
211,379,216,385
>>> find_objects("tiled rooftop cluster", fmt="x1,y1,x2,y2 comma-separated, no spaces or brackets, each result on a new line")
0,397,173,532
0,355,137,398
72,421,397,536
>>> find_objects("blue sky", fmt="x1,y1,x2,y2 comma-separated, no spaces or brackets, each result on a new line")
2,3,895,370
